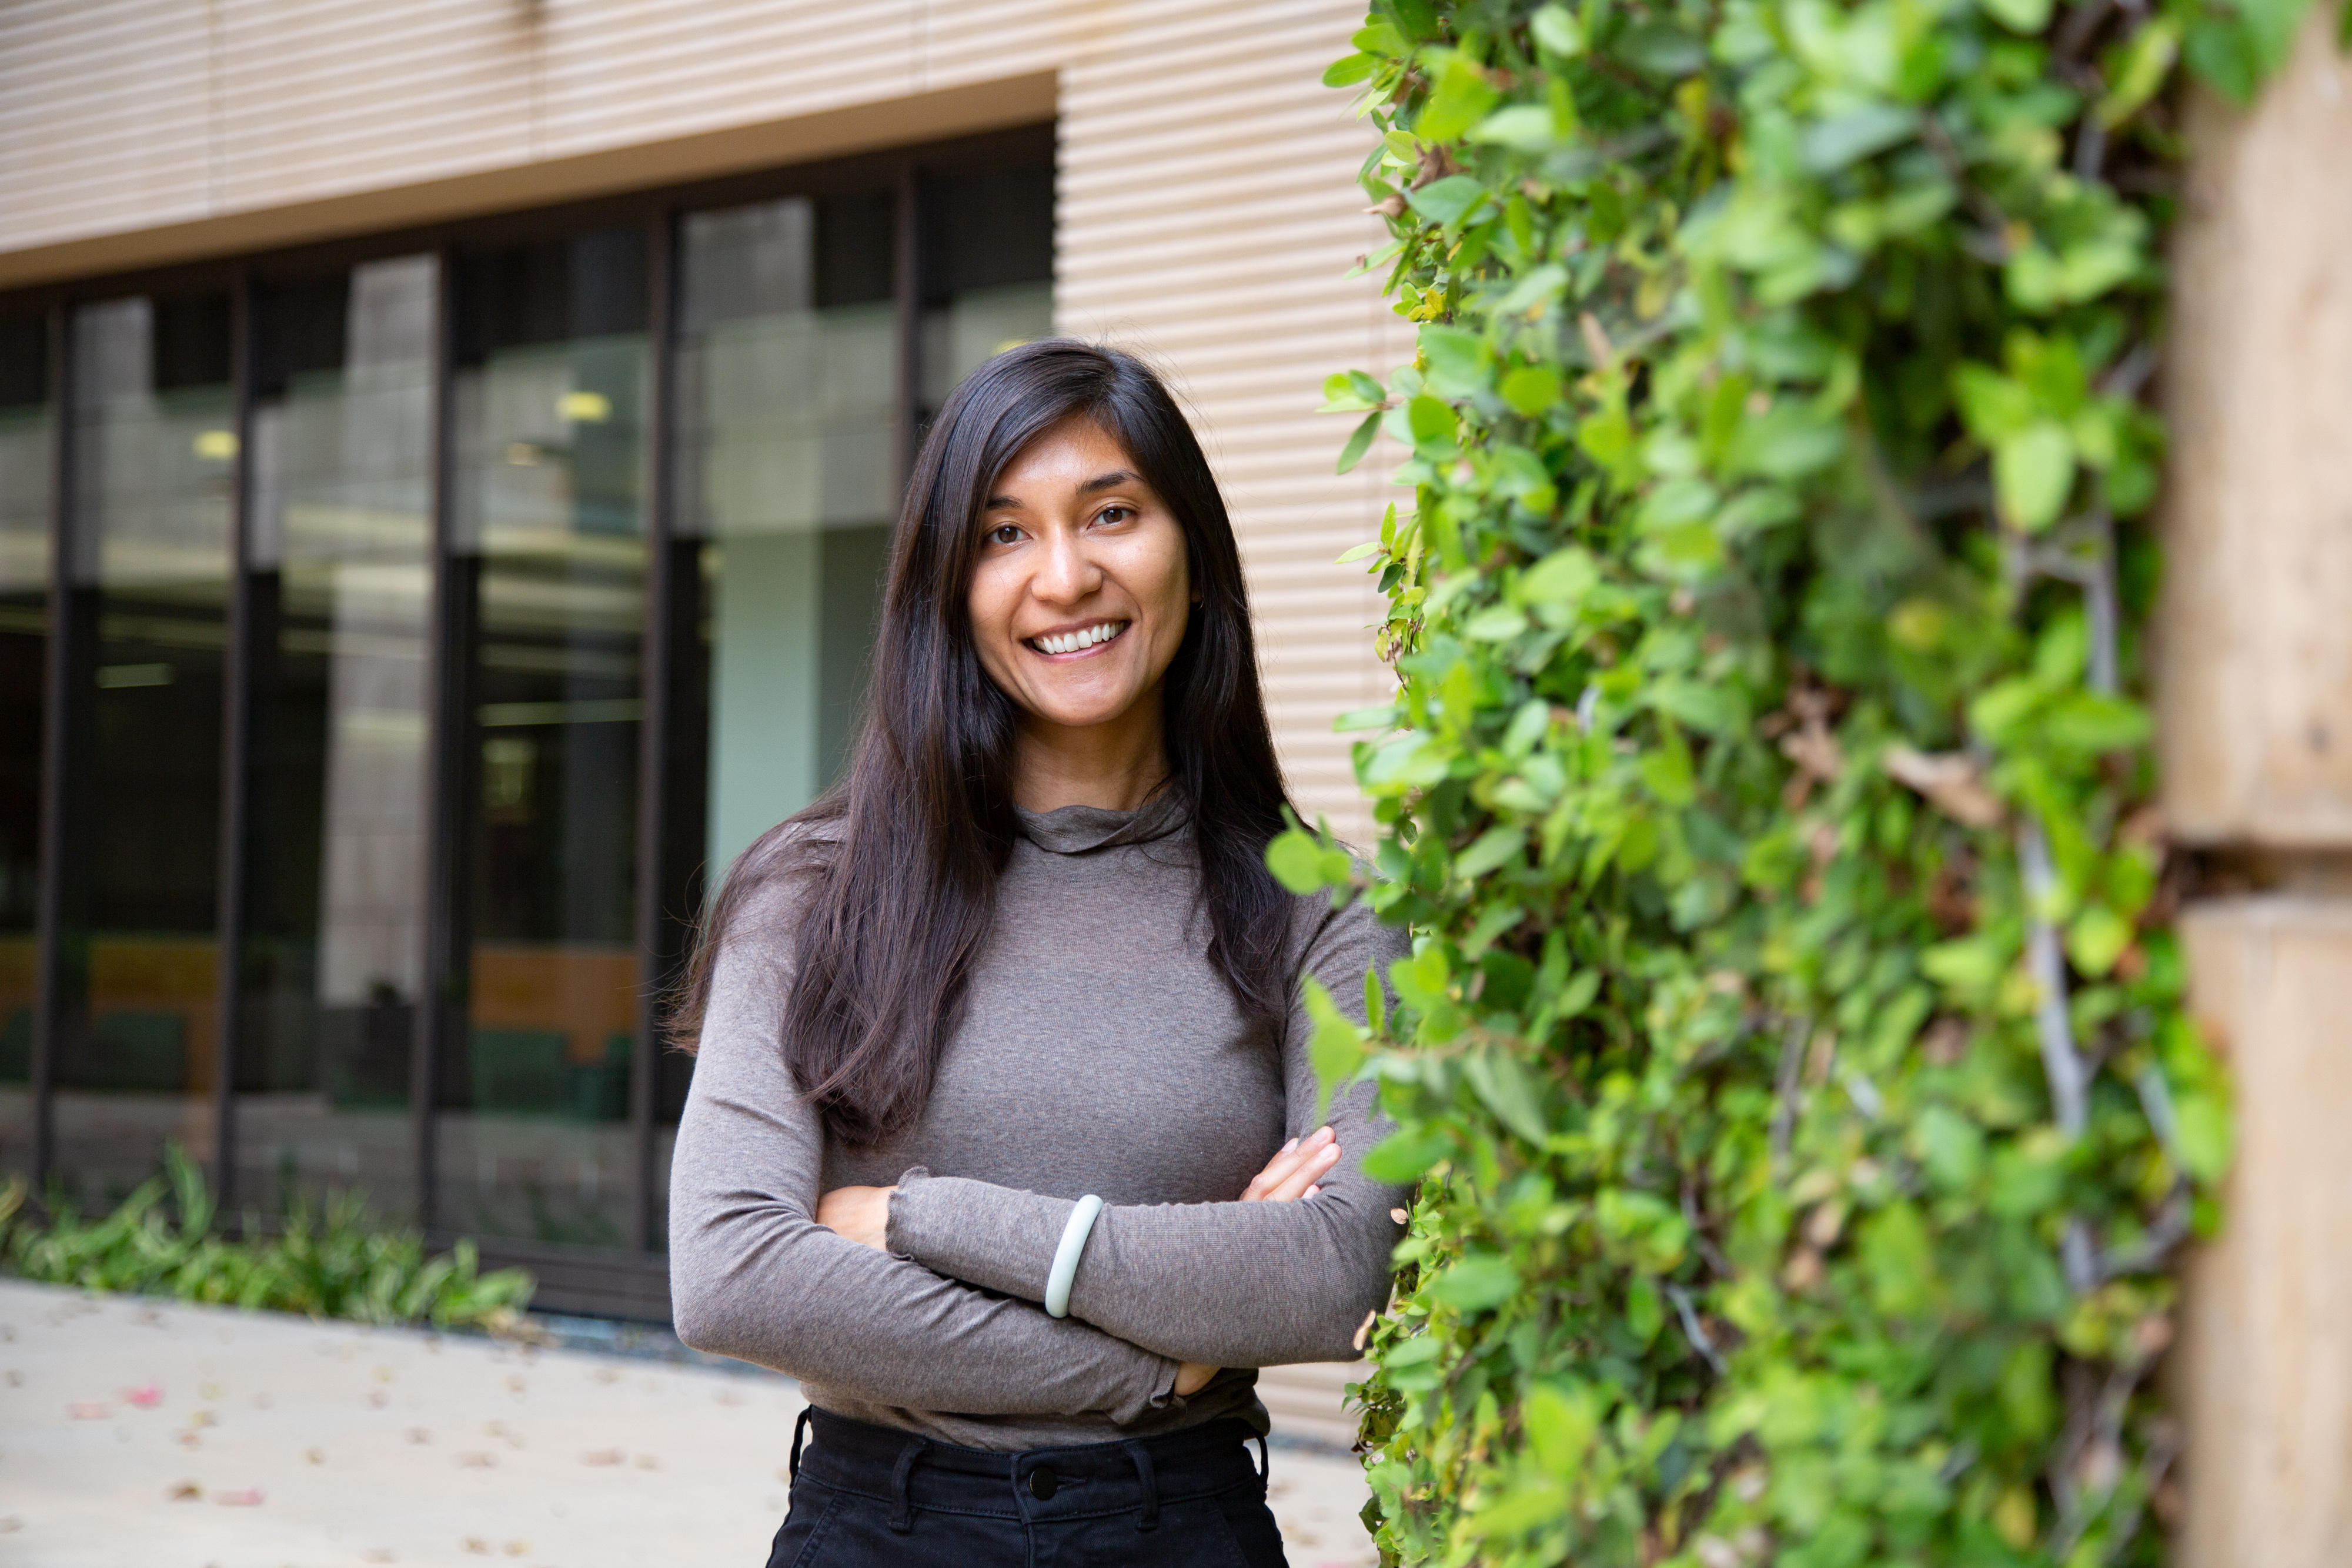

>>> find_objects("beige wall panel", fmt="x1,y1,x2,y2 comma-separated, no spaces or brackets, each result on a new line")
2174,897,2352,1567
2157,15,2352,847
536,0,922,158
215,0,539,210
917,0,1080,88
0,0,214,245
1058,0,1401,833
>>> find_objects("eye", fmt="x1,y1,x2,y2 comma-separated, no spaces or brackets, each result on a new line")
986,523,1023,546
1094,504,1135,527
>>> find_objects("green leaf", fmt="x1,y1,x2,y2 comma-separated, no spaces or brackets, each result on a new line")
2099,19,2180,125
1406,393,1462,458
1321,369,1388,412
1953,365,2034,441
1322,52,1377,88
1626,1276,1664,1343
1427,1252,1519,1313
1860,1203,1936,1316
1521,545,1600,607
1419,325,1490,394
1469,104,1562,150
1615,22,1706,75
1980,0,2054,34
1464,1047,1551,1145
1267,827,1352,894
1522,1380,1601,1472
1302,978,1370,1122
2174,1091,2233,1182
1800,105,1917,172
1456,825,1528,879
1362,1126,1450,1183
1499,363,1563,415
2066,904,2134,977
1529,4,1586,57
1419,54,1501,141
1337,410,1382,474
1994,421,2076,531
1404,173,1486,227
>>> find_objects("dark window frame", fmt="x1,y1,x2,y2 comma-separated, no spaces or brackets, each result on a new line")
4,122,1053,1311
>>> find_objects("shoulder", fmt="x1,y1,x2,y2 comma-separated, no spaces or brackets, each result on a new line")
711,811,843,962
1287,882,1410,981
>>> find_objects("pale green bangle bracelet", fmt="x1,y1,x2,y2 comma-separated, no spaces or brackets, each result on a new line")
1043,1194,1105,1319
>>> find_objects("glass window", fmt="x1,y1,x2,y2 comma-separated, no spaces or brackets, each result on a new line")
233,256,436,1221
443,230,649,1246
653,189,900,1241
0,312,49,1181
53,292,234,1209
919,153,1055,420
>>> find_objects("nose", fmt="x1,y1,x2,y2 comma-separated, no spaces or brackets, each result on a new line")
1032,526,1100,606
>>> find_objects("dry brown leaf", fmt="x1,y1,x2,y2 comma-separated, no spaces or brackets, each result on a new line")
1882,745,2004,827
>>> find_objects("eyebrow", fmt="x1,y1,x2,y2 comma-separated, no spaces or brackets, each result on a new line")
983,470,1142,510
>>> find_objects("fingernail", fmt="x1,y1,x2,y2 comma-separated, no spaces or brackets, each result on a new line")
1282,1138,1298,1153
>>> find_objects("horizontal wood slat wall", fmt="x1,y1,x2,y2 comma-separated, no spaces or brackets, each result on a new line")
1059,0,1403,837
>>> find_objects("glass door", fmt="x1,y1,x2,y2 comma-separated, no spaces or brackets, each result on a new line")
442,229,649,1246
0,311,49,1179
52,291,234,1211
232,256,437,1221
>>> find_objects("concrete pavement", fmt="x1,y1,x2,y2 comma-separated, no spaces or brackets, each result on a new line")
0,1280,1375,1567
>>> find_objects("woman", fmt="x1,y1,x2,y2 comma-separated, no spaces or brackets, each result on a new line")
668,340,1406,1567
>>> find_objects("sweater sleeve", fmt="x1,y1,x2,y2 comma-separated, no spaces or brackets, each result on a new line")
666,875,1180,1422
885,895,1412,1368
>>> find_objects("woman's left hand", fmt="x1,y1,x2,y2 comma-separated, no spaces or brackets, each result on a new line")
814,1184,896,1250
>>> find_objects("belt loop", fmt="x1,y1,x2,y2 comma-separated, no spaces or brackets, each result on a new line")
1121,1441,1160,1532
787,1407,813,1482
1252,1433,1269,1488
888,1437,930,1534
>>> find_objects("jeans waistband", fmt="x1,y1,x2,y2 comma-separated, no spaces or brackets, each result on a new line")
789,1406,1268,1531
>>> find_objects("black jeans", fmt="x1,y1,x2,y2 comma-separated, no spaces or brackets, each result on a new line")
765,1406,1291,1567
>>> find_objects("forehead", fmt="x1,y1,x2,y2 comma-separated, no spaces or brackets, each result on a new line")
990,416,1140,496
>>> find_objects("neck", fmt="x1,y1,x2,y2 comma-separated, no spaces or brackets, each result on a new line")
1010,689,1171,813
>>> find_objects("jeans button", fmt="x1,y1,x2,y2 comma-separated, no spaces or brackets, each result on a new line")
1029,1465,1058,1500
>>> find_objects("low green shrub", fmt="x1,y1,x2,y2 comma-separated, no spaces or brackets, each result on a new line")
1269,0,2342,1563
0,1146,534,1332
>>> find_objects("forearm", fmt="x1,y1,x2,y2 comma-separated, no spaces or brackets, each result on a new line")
887,1158,1402,1366
669,1201,1177,1419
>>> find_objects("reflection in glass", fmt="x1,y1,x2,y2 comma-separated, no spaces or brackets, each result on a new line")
0,313,49,1180
54,293,233,1209
919,156,1055,418
443,231,647,1246
649,189,900,1241
233,257,436,1220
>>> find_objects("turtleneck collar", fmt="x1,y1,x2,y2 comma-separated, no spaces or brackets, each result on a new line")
1012,784,1188,855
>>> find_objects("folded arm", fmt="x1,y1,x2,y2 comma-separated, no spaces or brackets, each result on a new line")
667,894,1177,1422
883,898,1412,1367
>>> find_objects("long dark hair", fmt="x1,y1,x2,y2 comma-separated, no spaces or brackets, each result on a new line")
670,340,1299,1146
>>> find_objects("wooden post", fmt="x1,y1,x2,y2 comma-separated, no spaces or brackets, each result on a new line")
2158,15,2352,1563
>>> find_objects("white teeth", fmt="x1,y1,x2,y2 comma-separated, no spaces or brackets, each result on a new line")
1034,621,1126,654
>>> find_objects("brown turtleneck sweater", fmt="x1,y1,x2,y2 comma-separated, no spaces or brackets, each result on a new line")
666,793,1408,1449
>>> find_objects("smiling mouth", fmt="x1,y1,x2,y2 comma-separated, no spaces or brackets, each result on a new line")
1025,620,1131,657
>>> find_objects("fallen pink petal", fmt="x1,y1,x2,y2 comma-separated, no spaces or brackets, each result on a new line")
214,1488,264,1507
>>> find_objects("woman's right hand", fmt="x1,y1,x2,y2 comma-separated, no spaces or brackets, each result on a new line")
1172,1128,1346,1397
1239,1125,1341,1202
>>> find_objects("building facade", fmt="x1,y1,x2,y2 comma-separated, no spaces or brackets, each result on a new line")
0,0,1400,1330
